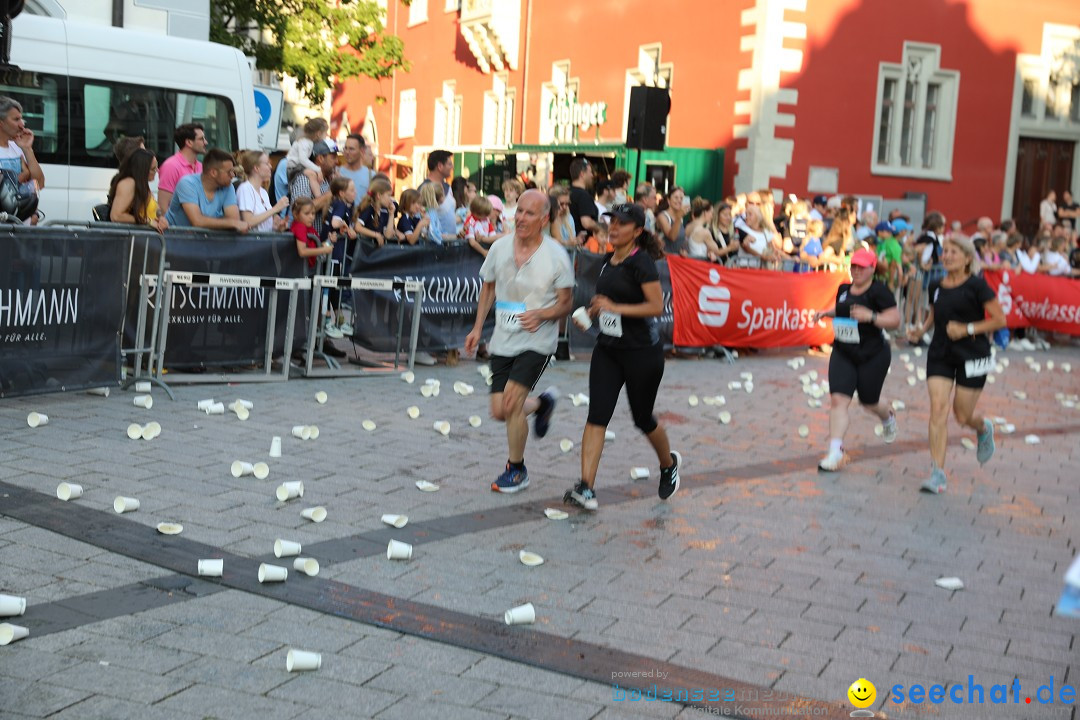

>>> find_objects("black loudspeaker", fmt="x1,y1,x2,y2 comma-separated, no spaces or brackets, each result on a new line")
626,86,670,151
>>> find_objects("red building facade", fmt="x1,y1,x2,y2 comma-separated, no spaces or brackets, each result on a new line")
334,0,1080,233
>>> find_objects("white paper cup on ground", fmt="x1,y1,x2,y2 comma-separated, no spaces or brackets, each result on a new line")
232,399,253,410
0,594,27,617
26,412,49,428
141,422,161,440
276,481,304,501
401,371,415,383
157,523,183,535
362,420,376,432
198,559,223,577
544,508,568,520
718,411,732,425
630,467,650,480
407,406,421,419
233,405,250,421
382,514,408,528
559,438,573,453
253,462,270,480
469,415,482,428
504,603,535,625
293,558,320,577
291,425,312,440
286,649,321,671
688,395,699,407
113,496,139,513
797,425,810,438
133,395,153,409
0,623,29,645
387,539,413,560
269,436,282,458
307,425,320,440
519,550,544,567
301,506,326,523
258,563,287,583
134,381,151,393
126,423,144,440
56,483,83,501
572,306,592,330
433,420,450,436
274,539,302,558
604,430,616,442
197,399,216,411
86,387,110,397
420,385,434,398
315,391,328,404
415,480,439,492
231,461,254,478
205,402,225,415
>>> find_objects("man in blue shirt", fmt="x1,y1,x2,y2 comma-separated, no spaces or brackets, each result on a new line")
165,148,246,231
339,134,374,199
419,149,456,234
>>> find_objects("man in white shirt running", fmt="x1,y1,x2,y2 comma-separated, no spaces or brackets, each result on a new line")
466,189,574,493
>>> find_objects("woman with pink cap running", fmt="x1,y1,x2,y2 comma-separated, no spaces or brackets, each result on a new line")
810,248,902,471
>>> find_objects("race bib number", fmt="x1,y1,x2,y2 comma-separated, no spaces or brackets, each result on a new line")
495,301,526,332
833,317,860,344
964,356,992,378
599,311,623,338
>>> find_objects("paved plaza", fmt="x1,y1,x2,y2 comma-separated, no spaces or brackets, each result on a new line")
1,344,1079,720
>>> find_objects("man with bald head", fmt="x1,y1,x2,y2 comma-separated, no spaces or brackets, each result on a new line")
466,189,575,493
973,216,994,243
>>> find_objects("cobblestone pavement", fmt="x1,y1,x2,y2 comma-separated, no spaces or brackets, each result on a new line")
1,343,1078,720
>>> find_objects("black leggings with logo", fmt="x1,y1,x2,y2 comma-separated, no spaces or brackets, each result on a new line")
587,342,665,433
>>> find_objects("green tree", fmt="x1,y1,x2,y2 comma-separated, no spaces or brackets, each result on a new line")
210,0,410,104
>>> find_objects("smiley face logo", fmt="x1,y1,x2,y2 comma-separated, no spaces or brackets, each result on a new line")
848,678,876,709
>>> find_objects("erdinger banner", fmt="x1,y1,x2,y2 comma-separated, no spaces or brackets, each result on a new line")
1,232,128,397
667,256,847,347
983,270,1080,335
124,233,306,367
349,242,494,352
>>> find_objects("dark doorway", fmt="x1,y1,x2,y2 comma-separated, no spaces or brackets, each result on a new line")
1012,137,1074,238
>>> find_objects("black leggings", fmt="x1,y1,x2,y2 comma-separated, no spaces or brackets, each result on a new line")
587,342,665,433
827,344,891,405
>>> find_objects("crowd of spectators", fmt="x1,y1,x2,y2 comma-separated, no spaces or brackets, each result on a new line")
87,112,1080,355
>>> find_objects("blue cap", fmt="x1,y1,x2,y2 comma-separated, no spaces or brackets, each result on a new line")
892,219,911,232
875,221,894,234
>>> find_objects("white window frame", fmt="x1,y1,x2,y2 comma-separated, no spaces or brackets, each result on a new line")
444,0,461,12
433,81,462,147
870,42,959,181
408,0,428,27
398,89,416,139
482,72,515,147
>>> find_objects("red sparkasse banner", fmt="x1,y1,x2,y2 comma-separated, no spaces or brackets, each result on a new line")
983,269,1080,335
668,256,847,348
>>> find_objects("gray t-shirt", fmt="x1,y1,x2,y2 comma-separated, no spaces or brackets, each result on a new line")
479,235,574,357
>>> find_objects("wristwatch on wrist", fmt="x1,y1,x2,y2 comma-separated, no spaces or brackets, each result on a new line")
967,322,976,336
871,311,877,325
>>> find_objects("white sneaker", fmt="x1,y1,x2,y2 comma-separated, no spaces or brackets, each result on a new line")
818,447,848,472
323,320,344,339
882,413,897,444
338,321,354,336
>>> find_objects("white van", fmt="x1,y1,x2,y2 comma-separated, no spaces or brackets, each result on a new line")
4,14,257,221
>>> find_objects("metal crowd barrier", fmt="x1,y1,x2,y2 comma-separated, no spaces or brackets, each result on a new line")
302,274,424,377
138,270,309,386
42,219,174,399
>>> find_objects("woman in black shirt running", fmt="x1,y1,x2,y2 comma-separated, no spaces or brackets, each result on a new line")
567,203,681,511
810,249,901,472
908,235,1006,494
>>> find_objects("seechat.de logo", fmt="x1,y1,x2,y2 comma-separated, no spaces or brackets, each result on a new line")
847,678,877,717
697,268,730,327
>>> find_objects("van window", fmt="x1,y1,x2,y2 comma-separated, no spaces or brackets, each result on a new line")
72,78,237,168
0,71,64,163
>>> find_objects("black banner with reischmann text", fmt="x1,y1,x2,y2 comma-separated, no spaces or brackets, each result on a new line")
0,229,128,397
124,232,307,367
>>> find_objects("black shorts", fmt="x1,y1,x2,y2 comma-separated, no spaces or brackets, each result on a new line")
926,354,989,389
827,344,891,405
489,351,551,394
